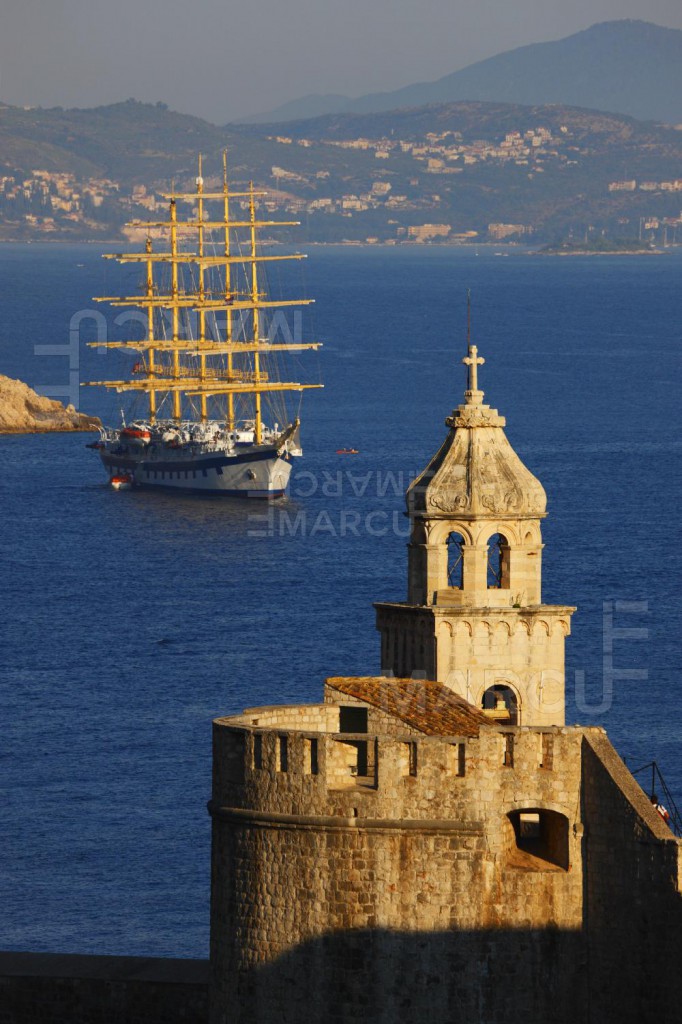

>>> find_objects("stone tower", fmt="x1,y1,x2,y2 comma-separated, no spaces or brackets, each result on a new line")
375,343,574,726
208,345,682,1024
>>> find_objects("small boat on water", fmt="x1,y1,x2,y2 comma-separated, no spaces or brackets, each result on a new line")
336,448,359,455
110,473,134,490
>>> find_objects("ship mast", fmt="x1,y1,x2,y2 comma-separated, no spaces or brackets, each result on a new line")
145,235,157,424
170,193,181,421
223,152,235,431
196,155,207,423
249,182,263,445
83,154,323,433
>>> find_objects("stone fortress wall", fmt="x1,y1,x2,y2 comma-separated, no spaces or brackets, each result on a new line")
209,683,682,1024
0,954,208,1024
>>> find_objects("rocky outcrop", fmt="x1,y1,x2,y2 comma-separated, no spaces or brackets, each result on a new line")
0,375,101,433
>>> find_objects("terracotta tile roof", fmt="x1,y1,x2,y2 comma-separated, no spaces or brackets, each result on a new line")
325,677,486,737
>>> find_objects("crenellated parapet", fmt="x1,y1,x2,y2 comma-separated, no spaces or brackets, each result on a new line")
210,680,588,872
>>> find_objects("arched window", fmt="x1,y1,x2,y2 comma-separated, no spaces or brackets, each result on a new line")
446,532,465,589
482,684,519,725
486,532,510,589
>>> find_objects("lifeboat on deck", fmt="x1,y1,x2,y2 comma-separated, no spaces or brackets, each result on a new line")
121,427,151,445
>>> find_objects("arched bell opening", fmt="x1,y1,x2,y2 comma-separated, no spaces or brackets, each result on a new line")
446,532,466,589
482,684,519,725
486,532,511,589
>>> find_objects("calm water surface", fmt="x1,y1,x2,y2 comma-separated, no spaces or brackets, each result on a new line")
0,244,680,956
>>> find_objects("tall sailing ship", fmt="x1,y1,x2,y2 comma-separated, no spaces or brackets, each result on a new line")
84,155,322,497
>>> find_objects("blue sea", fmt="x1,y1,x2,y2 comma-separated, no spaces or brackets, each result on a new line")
0,243,680,958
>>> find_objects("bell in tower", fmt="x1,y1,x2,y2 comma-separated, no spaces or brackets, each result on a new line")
375,321,575,727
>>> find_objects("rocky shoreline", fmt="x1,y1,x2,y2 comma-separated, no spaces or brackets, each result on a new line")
0,375,101,433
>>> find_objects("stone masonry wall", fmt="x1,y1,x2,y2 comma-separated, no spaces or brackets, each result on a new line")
0,953,208,1024
375,603,572,727
210,716,588,1024
210,820,584,1024
581,734,682,1024
212,715,585,828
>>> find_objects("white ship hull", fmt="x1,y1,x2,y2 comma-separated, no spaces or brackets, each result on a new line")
99,446,292,498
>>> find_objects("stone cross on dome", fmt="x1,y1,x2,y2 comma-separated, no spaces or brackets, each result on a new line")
463,344,485,397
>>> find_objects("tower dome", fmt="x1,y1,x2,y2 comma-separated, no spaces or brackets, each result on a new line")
407,344,547,519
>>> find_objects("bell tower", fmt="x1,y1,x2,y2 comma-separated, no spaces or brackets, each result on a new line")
375,337,575,726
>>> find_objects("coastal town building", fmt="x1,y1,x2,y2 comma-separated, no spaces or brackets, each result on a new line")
608,179,637,191
487,222,532,239
407,223,451,241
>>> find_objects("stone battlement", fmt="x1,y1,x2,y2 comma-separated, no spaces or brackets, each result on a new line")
211,688,604,877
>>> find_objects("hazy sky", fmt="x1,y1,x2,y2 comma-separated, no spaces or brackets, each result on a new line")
1,0,682,123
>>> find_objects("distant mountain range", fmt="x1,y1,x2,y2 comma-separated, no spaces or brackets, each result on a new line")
240,20,682,126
